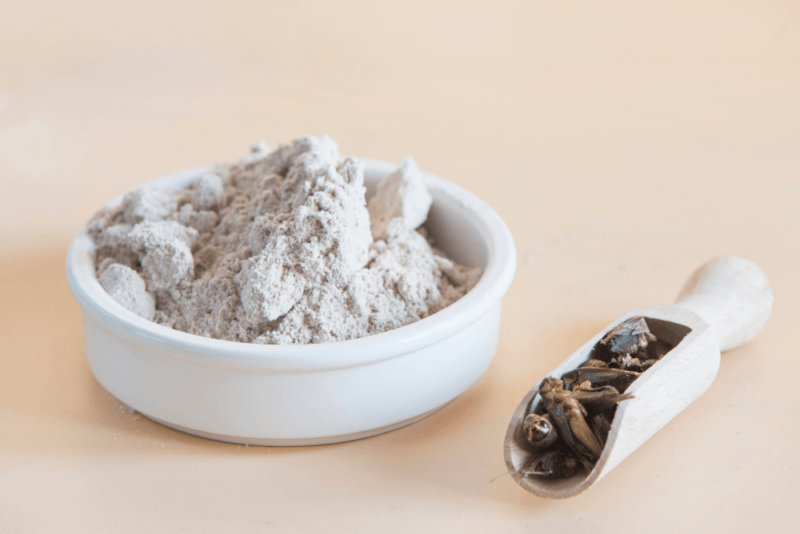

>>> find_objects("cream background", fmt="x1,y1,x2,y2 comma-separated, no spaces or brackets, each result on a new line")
1,0,798,531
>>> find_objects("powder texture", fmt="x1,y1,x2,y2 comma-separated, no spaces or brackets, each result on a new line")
367,156,432,241
97,263,156,321
88,135,481,345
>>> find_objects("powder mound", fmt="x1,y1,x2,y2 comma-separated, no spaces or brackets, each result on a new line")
367,156,432,240
121,186,178,224
98,263,156,320
88,135,482,345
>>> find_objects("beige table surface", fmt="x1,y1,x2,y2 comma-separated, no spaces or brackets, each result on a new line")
2,1,799,531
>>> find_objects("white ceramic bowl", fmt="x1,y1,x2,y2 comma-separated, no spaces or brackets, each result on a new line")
67,160,516,446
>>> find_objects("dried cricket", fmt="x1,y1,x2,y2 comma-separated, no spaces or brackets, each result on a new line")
521,413,558,449
518,316,674,479
601,316,657,371
523,450,581,478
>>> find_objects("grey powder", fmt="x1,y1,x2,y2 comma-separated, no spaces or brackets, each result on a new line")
89,136,481,345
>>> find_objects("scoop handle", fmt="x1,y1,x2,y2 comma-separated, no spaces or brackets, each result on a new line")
674,256,772,352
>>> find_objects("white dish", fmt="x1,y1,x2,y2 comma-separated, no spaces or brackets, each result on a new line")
66,159,516,446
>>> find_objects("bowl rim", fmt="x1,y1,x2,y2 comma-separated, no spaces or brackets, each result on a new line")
66,158,516,372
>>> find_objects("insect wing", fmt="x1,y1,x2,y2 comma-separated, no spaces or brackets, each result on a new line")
562,367,639,387
567,406,603,460
548,400,601,461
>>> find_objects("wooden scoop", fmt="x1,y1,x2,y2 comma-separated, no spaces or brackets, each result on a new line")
503,256,772,498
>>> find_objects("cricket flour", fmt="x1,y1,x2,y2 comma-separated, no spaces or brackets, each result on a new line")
88,135,481,345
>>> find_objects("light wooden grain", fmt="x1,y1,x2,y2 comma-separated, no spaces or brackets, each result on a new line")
504,256,773,499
